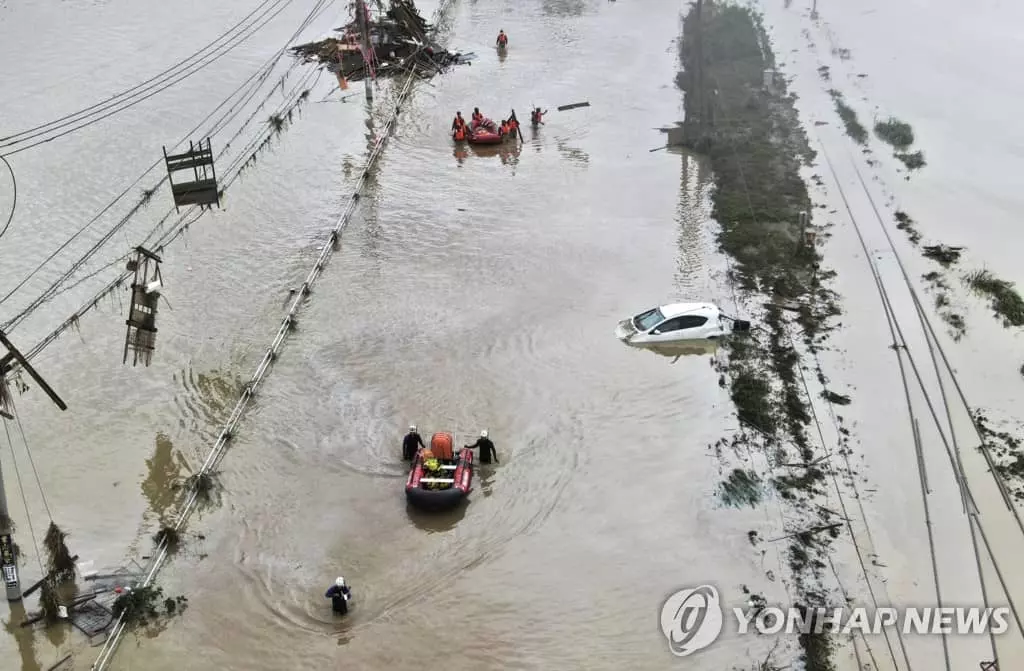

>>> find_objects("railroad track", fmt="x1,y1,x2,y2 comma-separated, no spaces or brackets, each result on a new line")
816,127,1024,671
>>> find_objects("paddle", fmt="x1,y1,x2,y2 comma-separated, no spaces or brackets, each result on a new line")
511,109,524,142
557,101,590,112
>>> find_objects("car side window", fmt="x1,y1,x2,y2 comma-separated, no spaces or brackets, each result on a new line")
652,317,685,333
676,315,709,329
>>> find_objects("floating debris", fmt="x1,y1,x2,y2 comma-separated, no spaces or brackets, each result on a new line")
290,0,472,81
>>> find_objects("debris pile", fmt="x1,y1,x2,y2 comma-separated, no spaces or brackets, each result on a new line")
290,0,472,81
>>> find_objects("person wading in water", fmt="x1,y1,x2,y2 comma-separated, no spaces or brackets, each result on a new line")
403,425,425,461
463,430,498,464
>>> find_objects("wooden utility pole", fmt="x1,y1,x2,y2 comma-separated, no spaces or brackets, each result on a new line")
356,0,374,101
0,329,67,601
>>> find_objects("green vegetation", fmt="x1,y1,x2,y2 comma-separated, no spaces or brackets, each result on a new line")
895,150,926,170
827,89,867,145
893,210,920,245
679,3,841,668
112,584,188,627
873,117,914,149
719,468,765,507
963,269,1024,327
43,522,76,583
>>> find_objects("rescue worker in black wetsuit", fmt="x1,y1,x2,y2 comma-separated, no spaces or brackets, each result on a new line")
464,429,498,464
325,576,352,614
403,425,425,461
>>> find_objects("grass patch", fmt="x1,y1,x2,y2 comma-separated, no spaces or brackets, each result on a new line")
922,244,962,268
893,210,920,245
153,525,183,553
922,271,966,341
963,269,1024,327
895,150,926,170
112,584,188,628
873,117,914,149
827,89,867,145
719,468,765,507
973,410,1024,500
678,5,840,668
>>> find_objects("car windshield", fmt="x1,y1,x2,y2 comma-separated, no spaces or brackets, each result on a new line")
634,308,664,331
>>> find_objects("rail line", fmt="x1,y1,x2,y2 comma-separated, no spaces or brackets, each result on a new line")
89,1,460,668
816,134,1024,670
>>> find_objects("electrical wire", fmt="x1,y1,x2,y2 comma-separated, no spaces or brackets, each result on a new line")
0,0,280,145
7,63,322,367
1,418,46,581
0,155,15,241
693,37,909,669
9,395,53,522
0,0,296,156
0,0,334,324
92,2,460,665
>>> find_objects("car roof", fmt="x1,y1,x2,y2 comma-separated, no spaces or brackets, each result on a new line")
658,302,721,319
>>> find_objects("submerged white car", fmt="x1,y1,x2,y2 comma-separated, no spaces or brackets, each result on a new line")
615,302,730,344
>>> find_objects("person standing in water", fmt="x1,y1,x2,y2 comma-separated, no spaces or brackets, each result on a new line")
403,425,425,461
464,430,499,464
496,30,508,48
325,576,351,614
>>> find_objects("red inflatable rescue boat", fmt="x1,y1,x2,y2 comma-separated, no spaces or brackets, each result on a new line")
405,432,474,511
467,118,504,145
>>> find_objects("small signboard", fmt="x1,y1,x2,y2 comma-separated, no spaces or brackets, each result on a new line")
0,534,18,590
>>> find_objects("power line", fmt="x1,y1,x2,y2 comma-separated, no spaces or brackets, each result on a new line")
2,419,45,581
0,0,278,144
0,0,334,324
690,29,909,668
0,0,294,156
8,63,323,365
92,0,461,665
0,155,15,241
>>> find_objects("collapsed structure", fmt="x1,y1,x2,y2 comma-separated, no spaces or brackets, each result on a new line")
290,0,472,81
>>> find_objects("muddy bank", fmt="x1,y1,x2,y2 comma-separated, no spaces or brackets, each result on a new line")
678,2,842,668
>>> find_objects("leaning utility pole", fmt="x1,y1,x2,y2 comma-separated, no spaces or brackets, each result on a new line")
0,329,67,602
356,0,374,101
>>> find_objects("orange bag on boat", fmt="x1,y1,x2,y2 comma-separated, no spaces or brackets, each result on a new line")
430,432,454,460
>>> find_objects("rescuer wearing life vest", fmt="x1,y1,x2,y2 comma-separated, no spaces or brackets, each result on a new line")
472,108,483,125
464,430,499,464
325,577,352,615
530,107,546,125
403,425,425,460
499,119,509,137
452,112,467,140
496,30,508,47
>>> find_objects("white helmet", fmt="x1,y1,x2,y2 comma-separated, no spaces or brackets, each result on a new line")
480,430,488,438
336,576,345,587
409,425,416,432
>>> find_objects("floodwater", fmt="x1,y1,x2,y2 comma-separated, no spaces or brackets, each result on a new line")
0,0,793,669
3,0,1024,669
757,0,1024,669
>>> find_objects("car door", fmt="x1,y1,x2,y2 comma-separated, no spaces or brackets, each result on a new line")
675,314,710,338
646,317,686,342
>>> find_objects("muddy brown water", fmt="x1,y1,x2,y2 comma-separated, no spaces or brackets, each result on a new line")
5,0,1024,669
0,0,788,669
